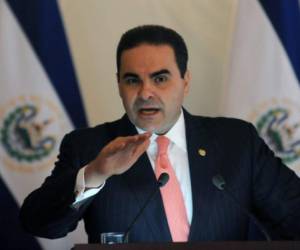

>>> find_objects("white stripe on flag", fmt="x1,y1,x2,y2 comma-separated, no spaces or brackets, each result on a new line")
221,0,300,175
0,2,86,249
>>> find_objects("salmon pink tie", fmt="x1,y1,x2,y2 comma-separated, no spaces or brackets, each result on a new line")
155,136,189,242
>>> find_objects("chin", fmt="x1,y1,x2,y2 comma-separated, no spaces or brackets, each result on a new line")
148,125,167,135
136,122,161,133
140,125,157,133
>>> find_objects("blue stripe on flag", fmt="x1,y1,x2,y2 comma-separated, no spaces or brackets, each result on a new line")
0,177,41,249
259,0,300,84
6,0,88,128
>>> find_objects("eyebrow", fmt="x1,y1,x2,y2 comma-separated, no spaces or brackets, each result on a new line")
121,69,171,80
122,73,139,79
150,69,171,78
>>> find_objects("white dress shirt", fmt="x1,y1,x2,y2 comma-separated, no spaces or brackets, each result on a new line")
74,110,193,224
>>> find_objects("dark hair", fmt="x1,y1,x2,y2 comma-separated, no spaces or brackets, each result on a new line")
116,25,188,78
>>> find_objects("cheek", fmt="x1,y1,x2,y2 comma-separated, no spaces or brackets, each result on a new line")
121,91,136,108
167,88,185,105
163,91,184,116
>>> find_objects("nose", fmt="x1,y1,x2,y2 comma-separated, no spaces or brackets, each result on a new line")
138,82,154,100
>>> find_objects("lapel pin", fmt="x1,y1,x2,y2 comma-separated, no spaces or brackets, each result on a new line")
198,148,206,157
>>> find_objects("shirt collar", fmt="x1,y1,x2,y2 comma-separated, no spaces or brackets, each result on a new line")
135,109,187,152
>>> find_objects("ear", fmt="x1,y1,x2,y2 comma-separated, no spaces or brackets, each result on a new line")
183,70,191,96
116,72,122,97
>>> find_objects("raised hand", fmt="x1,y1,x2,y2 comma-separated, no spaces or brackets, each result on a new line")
84,132,151,188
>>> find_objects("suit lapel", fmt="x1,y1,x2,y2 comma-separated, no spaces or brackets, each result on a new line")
117,115,172,241
184,111,222,241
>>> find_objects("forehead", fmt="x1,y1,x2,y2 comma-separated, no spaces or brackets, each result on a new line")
119,44,177,74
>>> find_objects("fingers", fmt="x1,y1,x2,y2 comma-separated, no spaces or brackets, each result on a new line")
93,132,152,177
104,132,151,157
123,133,151,157
118,133,151,149
132,137,150,158
123,132,151,145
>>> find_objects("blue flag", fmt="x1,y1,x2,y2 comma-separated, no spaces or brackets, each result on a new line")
0,0,87,249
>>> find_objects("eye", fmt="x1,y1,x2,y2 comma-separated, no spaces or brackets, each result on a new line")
153,74,169,84
124,77,140,85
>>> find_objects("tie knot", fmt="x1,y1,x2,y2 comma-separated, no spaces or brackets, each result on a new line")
156,136,170,155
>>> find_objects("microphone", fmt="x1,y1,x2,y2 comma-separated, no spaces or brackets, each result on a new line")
124,173,169,240
212,174,271,241
157,172,169,187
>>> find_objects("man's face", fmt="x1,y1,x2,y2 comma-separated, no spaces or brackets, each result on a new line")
118,44,190,134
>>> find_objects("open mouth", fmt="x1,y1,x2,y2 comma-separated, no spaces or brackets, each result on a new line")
138,108,160,116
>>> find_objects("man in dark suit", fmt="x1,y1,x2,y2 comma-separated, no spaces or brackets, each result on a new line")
20,25,300,243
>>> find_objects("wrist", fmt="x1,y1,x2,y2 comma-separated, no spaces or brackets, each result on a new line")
84,163,110,188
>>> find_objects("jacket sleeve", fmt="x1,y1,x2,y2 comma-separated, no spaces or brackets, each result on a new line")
19,132,96,239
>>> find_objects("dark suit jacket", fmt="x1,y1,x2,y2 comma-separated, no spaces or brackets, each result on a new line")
20,110,300,242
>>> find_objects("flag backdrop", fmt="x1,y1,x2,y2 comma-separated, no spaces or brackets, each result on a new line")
2,0,299,248
0,0,87,249
222,0,300,176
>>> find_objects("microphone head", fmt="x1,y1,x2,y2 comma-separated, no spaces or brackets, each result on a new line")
212,174,226,190
157,173,169,187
